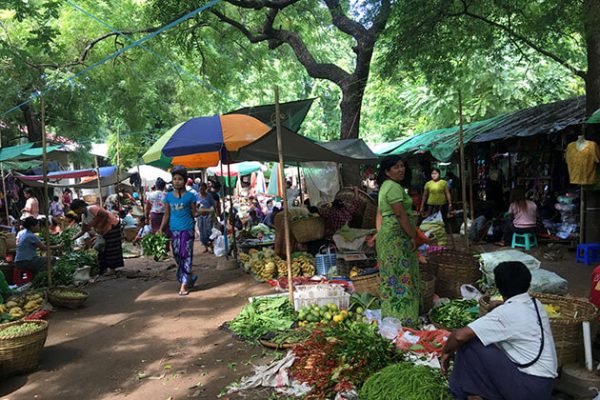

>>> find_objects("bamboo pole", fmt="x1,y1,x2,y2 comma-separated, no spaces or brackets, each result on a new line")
458,91,469,250
227,162,238,259
297,163,303,205
275,86,294,304
220,161,229,258
94,155,102,206
116,127,121,212
469,157,475,223
0,131,10,226
41,97,52,287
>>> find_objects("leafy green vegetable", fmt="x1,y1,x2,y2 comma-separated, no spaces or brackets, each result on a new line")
141,233,170,261
359,362,451,400
32,250,97,288
350,292,380,311
430,299,479,329
229,296,295,340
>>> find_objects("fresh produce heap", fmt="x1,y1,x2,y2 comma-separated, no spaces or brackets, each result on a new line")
0,292,44,322
262,328,311,346
291,321,397,399
0,322,42,338
359,362,452,400
41,226,79,255
430,299,479,329
50,289,87,299
32,251,97,288
296,303,366,327
544,303,561,318
141,233,170,261
228,296,296,340
289,207,319,222
239,249,315,281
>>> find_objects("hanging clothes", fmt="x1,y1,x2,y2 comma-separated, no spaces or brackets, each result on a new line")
565,140,600,185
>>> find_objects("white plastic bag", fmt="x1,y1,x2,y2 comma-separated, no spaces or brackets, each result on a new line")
530,269,568,295
460,284,483,300
480,250,541,284
379,317,403,340
422,211,443,224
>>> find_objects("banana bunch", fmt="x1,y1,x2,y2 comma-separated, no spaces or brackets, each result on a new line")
292,255,316,277
349,267,361,278
239,253,251,263
2,292,44,319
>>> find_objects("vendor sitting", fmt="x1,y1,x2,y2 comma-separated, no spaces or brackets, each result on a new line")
319,186,360,238
15,217,60,275
496,187,537,247
442,261,557,400
244,209,261,229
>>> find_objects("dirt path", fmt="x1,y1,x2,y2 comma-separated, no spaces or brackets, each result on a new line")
1,250,275,400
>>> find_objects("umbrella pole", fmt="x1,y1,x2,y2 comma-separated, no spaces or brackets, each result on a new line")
0,130,10,226
137,163,146,217
220,161,229,259
458,91,469,250
275,86,294,304
227,162,238,259
94,155,103,206
41,97,52,287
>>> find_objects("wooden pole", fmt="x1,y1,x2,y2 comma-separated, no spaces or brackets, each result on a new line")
469,157,475,223
458,91,469,250
227,162,238,259
41,97,52,287
116,127,121,212
275,86,294,304
220,161,229,258
94,155,102,206
0,130,10,226
297,163,304,205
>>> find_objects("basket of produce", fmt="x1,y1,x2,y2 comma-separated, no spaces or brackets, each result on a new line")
294,284,351,311
351,272,381,297
227,296,296,341
47,287,89,309
430,299,479,330
1,292,45,321
0,319,49,377
532,292,598,366
428,250,481,299
335,187,377,229
123,226,138,242
290,216,325,243
420,270,436,313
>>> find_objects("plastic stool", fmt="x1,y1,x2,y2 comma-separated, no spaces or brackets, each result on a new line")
576,243,600,266
12,268,33,286
511,233,538,250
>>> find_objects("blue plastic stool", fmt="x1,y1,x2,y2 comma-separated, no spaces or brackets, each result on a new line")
576,243,600,266
511,233,538,250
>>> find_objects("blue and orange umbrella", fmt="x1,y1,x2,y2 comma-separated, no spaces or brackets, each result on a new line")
142,114,271,169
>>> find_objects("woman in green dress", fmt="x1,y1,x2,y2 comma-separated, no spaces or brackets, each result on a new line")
375,155,420,325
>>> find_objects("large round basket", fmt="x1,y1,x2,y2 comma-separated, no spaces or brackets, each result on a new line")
352,272,381,297
335,187,377,229
123,226,138,242
48,286,89,309
82,194,97,205
532,293,597,367
0,319,48,378
420,270,436,313
290,217,325,244
428,250,481,299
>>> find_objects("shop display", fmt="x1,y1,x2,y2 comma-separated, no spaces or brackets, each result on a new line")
227,296,295,340
430,299,479,329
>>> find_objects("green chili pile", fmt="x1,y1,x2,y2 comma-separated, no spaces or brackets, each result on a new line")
359,362,451,400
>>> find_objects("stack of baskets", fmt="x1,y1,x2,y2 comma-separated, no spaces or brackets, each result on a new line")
427,250,481,299
335,188,377,229
0,319,48,377
290,216,325,244
420,270,436,313
532,293,597,367
48,287,89,309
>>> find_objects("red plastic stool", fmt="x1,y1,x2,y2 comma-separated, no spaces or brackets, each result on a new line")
12,268,33,286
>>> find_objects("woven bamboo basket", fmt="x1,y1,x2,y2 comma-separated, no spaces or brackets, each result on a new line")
336,257,377,277
0,319,48,377
335,187,377,229
428,250,481,299
48,286,89,309
290,217,325,243
123,226,138,242
420,271,436,313
83,194,97,205
532,292,597,367
352,272,381,297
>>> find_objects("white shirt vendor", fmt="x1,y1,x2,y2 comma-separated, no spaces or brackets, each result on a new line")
468,292,558,378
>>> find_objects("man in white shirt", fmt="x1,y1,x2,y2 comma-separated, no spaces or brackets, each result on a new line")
442,261,557,400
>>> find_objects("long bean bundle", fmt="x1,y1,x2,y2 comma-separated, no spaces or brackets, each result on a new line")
359,362,451,400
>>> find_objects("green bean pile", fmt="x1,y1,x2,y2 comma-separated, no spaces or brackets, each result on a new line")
359,362,452,400
0,322,40,338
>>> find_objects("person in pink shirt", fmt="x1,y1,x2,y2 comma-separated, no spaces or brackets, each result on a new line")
496,188,537,246
21,188,39,220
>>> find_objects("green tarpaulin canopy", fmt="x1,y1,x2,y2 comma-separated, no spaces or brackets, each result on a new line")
0,143,34,162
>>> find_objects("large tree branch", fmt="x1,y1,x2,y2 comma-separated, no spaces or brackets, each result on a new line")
322,0,368,39
224,0,301,9
448,0,586,78
210,9,350,84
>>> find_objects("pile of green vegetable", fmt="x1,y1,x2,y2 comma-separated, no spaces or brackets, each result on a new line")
32,251,97,288
141,233,170,261
228,296,295,340
0,322,41,338
430,299,479,329
359,362,451,400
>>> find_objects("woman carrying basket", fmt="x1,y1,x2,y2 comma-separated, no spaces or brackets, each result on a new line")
375,155,420,326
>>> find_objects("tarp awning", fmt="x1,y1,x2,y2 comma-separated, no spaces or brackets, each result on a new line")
387,96,586,161
319,139,379,163
0,143,34,161
16,166,131,188
17,166,116,181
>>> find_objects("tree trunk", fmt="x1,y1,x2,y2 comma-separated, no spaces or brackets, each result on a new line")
20,103,42,143
339,83,365,140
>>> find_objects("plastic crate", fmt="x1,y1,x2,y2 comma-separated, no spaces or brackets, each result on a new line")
293,284,350,311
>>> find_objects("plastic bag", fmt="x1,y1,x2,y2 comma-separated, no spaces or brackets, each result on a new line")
530,269,568,295
395,327,450,355
420,222,447,246
93,236,106,252
422,211,443,224
379,317,403,340
480,250,541,284
460,284,483,300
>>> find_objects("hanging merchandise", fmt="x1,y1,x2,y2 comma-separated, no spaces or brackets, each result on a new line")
565,137,600,185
